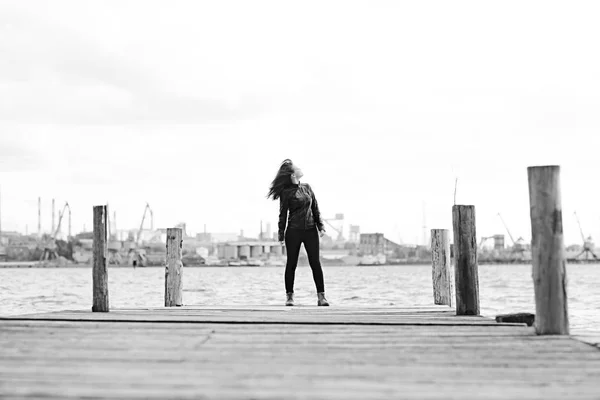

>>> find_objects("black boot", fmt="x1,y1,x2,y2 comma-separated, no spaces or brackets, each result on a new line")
286,292,294,306
317,292,329,306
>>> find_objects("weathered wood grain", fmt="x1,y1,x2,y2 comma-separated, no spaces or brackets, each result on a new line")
1,309,524,326
165,227,183,307
452,205,480,316
527,165,569,335
431,229,453,306
1,314,599,400
92,205,109,312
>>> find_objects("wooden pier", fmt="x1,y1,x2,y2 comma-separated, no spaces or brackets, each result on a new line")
1,165,598,398
1,305,600,399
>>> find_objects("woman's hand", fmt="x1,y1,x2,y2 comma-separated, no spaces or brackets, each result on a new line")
319,229,326,238
280,241,285,246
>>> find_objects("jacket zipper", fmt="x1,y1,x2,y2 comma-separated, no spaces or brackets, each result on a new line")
303,186,308,229
305,186,312,230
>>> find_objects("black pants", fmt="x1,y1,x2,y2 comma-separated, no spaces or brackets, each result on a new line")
284,227,325,293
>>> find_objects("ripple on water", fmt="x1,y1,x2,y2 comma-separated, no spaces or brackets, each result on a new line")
0,264,598,334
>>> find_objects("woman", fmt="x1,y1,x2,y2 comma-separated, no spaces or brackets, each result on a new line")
267,159,329,306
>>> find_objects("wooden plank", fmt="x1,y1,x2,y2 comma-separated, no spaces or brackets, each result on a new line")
0,306,527,326
574,335,600,349
1,339,597,361
1,321,599,400
11,304,456,312
1,341,597,368
0,314,524,326
0,319,534,332
0,306,597,400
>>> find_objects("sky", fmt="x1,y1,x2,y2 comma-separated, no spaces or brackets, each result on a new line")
1,1,599,246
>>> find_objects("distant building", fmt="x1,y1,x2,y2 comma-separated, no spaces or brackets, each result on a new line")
136,229,163,243
196,232,212,242
217,241,284,260
359,233,386,255
349,225,361,243
1,231,21,245
200,232,240,243
174,222,188,237
359,233,404,257
493,234,505,250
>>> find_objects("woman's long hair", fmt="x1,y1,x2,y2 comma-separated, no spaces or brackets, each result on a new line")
267,159,295,200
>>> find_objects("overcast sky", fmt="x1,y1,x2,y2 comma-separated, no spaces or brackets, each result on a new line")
1,1,599,245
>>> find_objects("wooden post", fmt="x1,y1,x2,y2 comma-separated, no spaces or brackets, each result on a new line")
92,205,109,312
528,165,569,335
452,205,479,315
431,229,452,306
165,227,183,307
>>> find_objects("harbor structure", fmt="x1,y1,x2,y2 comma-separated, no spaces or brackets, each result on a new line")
217,241,284,261
0,197,597,266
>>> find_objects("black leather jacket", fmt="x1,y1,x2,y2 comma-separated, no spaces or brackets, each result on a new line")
278,183,324,241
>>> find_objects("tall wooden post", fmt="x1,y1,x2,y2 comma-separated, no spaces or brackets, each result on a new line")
92,205,109,312
452,205,479,315
528,166,569,335
165,228,183,307
431,229,452,306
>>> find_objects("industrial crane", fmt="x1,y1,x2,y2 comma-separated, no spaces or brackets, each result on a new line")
127,203,153,268
53,202,72,239
497,213,525,255
40,201,71,262
573,212,598,260
105,206,123,266
136,202,154,245
323,214,344,242
497,213,516,246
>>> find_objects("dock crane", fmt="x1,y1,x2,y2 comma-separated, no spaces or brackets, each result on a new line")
53,202,72,239
105,206,123,266
323,214,344,242
497,213,525,256
40,202,72,262
573,212,598,260
136,202,154,245
127,203,153,267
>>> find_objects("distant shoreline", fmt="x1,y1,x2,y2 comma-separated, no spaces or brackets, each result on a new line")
1,260,598,268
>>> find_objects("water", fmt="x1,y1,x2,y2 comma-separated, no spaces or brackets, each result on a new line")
1,264,598,335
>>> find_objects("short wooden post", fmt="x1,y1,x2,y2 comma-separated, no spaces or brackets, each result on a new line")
431,229,452,306
452,205,480,315
165,228,183,307
92,205,109,312
527,165,569,335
